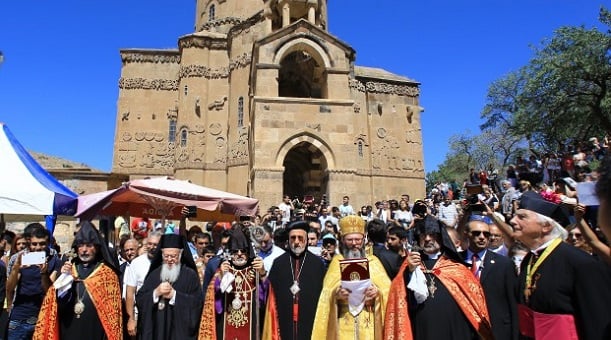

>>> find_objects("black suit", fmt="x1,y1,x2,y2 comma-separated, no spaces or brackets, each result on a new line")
462,250,518,340
372,244,400,279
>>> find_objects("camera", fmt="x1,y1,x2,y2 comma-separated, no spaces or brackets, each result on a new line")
466,194,485,213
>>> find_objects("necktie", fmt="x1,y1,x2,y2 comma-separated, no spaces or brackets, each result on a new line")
471,254,479,278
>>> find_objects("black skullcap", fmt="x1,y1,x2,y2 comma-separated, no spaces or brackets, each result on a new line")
413,215,462,263
75,221,103,246
73,221,120,274
519,191,570,226
286,220,309,233
229,224,255,258
159,233,183,249
146,233,197,279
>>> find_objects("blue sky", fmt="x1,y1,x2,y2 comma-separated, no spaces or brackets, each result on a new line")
0,1,606,173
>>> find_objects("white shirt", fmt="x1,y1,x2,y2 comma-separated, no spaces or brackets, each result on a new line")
278,202,292,223
123,253,152,295
260,245,285,273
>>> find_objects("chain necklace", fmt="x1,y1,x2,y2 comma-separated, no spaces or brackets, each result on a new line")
74,281,86,318
289,253,307,296
423,269,437,298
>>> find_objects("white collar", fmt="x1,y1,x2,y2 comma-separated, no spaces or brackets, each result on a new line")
531,237,557,254
425,251,442,260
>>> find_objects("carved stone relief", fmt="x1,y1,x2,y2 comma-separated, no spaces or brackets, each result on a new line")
121,52,180,64
209,123,222,136
405,128,422,145
208,96,228,111
118,78,179,91
372,133,416,171
179,53,252,79
229,126,249,162
188,125,207,163
215,137,227,164
353,103,360,113
306,123,321,132
348,79,419,97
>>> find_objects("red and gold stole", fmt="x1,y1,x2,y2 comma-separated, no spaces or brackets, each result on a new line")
385,256,493,340
34,263,123,340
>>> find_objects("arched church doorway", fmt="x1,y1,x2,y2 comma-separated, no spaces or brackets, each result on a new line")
282,141,328,203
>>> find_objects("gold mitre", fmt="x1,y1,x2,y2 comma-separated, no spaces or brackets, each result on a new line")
339,215,366,235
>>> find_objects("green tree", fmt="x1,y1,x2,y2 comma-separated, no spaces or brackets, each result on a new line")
482,6,611,150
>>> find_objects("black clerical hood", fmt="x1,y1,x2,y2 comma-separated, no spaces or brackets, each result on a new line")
73,221,120,273
229,223,256,259
519,191,571,226
286,220,309,233
147,233,198,278
413,215,462,263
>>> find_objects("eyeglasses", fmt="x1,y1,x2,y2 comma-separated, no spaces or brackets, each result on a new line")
468,215,493,224
489,233,502,239
470,231,491,238
231,249,248,255
162,253,180,260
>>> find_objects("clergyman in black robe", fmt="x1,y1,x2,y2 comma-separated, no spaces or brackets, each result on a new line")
263,221,326,340
136,233,202,340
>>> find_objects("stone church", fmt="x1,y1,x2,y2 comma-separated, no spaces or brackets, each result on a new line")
112,0,425,210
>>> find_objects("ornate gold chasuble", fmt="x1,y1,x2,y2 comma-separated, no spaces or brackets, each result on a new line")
199,266,259,340
311,254,390,340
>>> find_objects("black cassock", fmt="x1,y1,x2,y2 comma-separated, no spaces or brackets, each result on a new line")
58,264,107,340
136,266,203,340
518,242,611,339
267,250,325,340
407,258,478,340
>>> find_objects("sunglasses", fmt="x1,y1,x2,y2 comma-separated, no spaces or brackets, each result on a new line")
30,242,47,247
231,249,248,255
470,231,491,238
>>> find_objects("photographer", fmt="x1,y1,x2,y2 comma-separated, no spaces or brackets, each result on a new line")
278,195,294,226
319,233,337,268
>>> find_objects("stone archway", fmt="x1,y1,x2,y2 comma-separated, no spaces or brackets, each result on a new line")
282,141,328,202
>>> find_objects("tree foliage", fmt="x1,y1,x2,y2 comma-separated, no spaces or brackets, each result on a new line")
481,6,611,150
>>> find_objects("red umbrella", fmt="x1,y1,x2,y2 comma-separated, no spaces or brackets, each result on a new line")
76,177,258,222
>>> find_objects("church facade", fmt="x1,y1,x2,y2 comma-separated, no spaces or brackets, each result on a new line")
112,0,425,210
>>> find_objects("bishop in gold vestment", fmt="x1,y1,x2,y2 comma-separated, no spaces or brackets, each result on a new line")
311,216,391,340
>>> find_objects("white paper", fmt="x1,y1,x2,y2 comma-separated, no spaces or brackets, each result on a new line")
220,272,235,293
308,246,322,256
407,267,429,303
21,251,46,266
577,181,599,206
53,273,74,297
341,278,370,316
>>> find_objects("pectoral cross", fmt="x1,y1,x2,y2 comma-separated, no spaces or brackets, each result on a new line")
524,273,541,304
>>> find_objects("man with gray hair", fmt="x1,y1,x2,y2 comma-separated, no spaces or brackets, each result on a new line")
136,233,202,339
123,230,162,338
500,180,519,221
510,191,611,339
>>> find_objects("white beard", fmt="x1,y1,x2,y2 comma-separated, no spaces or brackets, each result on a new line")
160,263,181,283
290,244,306,256
232,257,248,267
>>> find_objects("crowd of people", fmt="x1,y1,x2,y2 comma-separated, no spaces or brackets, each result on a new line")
0,152,611,339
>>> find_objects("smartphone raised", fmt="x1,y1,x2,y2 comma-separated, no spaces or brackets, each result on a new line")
22,251,46,266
